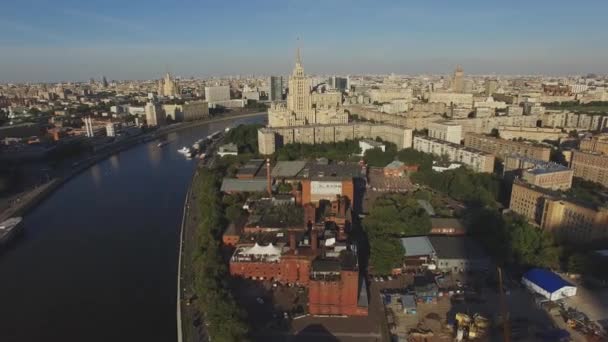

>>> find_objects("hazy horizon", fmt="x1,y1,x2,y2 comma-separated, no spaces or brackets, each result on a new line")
1,0,607,83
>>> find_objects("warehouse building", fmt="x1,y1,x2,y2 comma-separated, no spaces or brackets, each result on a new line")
522,268,577,301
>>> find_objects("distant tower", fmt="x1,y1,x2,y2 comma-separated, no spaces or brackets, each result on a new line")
157,72,180,97
452,65,464,93
485,79,498,96
101,76,109,88
286,47,313,121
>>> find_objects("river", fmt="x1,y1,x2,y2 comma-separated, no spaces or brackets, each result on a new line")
0,115,265,342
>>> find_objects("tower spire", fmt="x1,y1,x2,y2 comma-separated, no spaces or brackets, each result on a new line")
296,37,302,65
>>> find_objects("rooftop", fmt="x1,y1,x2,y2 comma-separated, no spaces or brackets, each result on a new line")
296,160,363,180
385,160,405,169
220,178,268,193
400,236,435,257
428,236,487,260
523,268,575,293
271,160,307,178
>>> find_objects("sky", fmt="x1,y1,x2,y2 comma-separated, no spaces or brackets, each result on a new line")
1,0,607,83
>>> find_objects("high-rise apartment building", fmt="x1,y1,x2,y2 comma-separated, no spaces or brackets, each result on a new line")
270,76,283,101
579,134,608,155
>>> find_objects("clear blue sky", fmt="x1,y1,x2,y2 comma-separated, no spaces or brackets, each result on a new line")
1,0,607,82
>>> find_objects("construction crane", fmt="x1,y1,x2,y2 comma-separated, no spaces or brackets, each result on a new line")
498,267,511,342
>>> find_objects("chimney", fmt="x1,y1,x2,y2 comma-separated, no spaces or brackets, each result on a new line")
266,158,272,196
311,228,318,253
289,231,296,251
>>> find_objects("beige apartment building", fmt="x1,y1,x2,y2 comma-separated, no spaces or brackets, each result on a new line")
570,150,608,187
579,135,608,155
503,154,573,190
521,166,573,191
428,120,462,144
510,180,608,244
258,123,413,155
464,133,551,161
498,126,567,142
412,136,495,173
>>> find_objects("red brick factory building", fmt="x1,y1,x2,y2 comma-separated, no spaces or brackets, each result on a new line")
223,159,368,316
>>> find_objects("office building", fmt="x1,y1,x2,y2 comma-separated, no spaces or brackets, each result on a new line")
570,150,608,187
270,76,283,101
464,133,552,161
413,136,495,173
509,180,608,244
428,120,462,144
204,85,230,102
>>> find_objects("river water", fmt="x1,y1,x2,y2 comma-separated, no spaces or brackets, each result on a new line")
0,115,264,342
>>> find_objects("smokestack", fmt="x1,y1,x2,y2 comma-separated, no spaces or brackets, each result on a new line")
266,158,272,197
311,228,318,253
289,231,296,251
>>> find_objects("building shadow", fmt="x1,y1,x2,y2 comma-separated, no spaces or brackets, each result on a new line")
293,324,340,342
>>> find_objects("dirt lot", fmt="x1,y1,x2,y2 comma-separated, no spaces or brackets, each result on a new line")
371,272,563,342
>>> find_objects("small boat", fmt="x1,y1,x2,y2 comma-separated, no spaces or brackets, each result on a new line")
177,147,191,154
0,217,23,246
157,141,170,148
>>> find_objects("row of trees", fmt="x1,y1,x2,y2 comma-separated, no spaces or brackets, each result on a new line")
411,167,502,207
274,140,361,161
465,207,561,269
224,124,264,155
363,193,431,274
190,169,248,341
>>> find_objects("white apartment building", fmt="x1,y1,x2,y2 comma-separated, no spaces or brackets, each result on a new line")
204,86,230,102
428,121,462,144
413,136,494,173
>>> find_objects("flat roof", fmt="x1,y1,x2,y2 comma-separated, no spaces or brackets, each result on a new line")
297,160,362,180
271,160,307,177
428,236,487,260
220,178,267,193
400,236,435,257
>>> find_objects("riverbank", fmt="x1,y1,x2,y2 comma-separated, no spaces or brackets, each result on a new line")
0,111,267,223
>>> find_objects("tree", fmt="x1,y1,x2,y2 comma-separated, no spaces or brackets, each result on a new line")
277,182,293,193
363,193,431,274
567,253,589,274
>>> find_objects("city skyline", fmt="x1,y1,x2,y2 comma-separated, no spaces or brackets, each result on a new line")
1,0,608,83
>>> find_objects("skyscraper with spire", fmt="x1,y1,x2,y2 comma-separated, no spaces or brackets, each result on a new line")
286,48,313,121
267,47,347,127
157,72,180,97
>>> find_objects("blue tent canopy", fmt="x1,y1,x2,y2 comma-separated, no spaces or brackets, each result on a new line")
523,268,573,293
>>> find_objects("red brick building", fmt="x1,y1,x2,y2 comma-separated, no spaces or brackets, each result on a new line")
226,195,367,317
